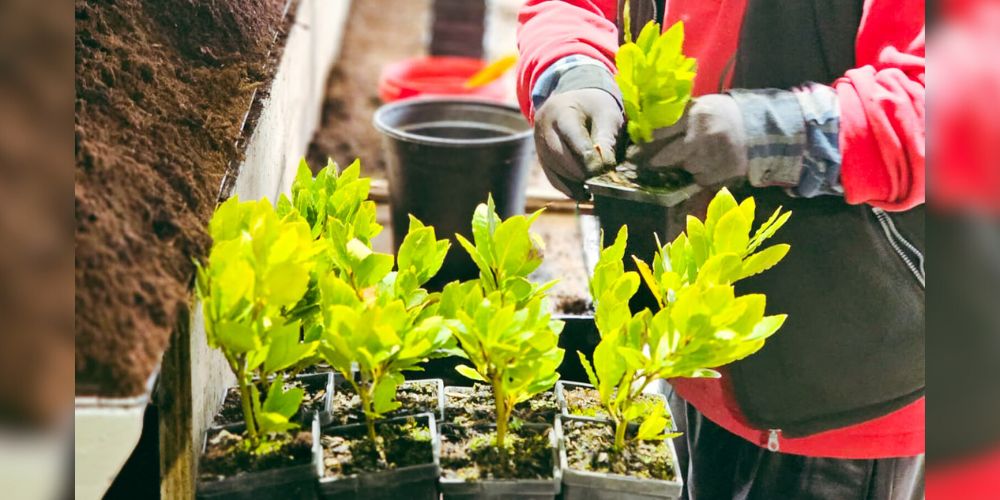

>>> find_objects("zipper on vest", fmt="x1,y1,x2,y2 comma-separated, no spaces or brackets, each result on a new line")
872,207,925,288
766,429,781,452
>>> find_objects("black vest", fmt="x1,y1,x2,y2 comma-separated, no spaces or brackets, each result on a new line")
619,0,926,437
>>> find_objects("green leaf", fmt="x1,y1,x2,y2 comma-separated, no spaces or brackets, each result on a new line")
455,364,487,382
577,351,600,388
262,376,304,419
738,244,790,280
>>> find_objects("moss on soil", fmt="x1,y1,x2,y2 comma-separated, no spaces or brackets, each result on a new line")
440,423,553,480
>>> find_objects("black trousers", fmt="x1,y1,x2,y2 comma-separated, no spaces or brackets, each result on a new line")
669,393,925,500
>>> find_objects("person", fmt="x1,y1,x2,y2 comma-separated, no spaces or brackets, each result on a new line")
517,0,925,498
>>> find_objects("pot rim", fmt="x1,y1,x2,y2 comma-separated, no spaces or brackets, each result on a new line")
318,412,440,483
372,96,533,148
557,414,683,494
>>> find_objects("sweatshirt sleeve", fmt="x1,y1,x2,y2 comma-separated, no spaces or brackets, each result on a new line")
834,0,925,211
516,0,619,121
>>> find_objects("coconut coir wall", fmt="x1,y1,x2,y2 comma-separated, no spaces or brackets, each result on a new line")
75,0,284,397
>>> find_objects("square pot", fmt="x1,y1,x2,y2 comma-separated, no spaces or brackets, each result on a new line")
438,422,562,500
196,415,322,500
555,381,671,428
317,412,440,500
214,372,335,427
558,415,683,500
330,378,445,426
444,385,558,425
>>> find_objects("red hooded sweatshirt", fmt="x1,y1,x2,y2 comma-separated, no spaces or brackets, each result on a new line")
517,0,925,459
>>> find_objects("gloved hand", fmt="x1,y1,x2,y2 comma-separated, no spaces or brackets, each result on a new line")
626,94,748,187
533,66,624,200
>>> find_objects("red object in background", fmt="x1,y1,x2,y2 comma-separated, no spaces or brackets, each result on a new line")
378,56,508,103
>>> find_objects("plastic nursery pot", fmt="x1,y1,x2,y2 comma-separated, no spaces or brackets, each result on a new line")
214,372,335,427
558,415,683,500
553,314,601,383
378,57,507,103
196,415,322,500
373,97,534,291
330,379,445,426
438,422,562,500
554,381,672,427
586,172,703,313
443,385,559,425
318,413,440,500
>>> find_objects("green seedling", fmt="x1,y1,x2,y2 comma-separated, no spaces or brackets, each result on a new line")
579,188,791,450
616,1,697,144
440,196,564,449
195,196,326,452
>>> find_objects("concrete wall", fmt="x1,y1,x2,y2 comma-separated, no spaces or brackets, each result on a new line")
163,1,352,497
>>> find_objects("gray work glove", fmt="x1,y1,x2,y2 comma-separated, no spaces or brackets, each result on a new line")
626,94,748,187
533,66,624,200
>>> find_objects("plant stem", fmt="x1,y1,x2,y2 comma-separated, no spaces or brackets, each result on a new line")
613,418,628,451
493,378,507,450
236,365,259,447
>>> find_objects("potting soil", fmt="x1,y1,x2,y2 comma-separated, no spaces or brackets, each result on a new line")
439,424,553,480
321,417,434,476
563,418,676,480
330,379,440,426
214,376,328,426
199,427,314,481
445,383,558,426
75,0,286,396
564,386,668,423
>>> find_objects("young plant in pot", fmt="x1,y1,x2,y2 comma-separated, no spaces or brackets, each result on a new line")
194,196,327,499
302,162,455,500
559,188,793,500
435,196,565,499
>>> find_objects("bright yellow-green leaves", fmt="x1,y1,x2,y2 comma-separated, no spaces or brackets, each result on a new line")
579,188,791,450
616,15,697,144
441,195,564,448
196,195,325,450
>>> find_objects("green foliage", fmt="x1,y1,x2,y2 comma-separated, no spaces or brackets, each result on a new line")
440,195,564,448
195,196,325,451
616,5,697,144
579,188,791,450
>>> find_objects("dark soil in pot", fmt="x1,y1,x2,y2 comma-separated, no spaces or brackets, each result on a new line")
445,384,557,425
562,418,676,481
214,374,330,426
562,386,667,423
330,379,442,426
439,423,554,480
199,427,314,482
554,296,593,316
321,415,434,477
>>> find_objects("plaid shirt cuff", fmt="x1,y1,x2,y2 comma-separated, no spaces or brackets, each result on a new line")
729,85,843,197
531,55,620,109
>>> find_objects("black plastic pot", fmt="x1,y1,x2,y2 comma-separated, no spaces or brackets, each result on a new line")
438,422,562,500
214,372,335,427
558,415,683,500
553,314,601,383
586,177,703,313
373,97,534,291
196,416,322,500
318,413,440,500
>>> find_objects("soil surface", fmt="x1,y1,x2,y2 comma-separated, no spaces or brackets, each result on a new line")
440,423,553,480
321,415,434,477
306,0,431,176
445,384,557,426
330,379,440,426
214,375,329,426
563,418,676,480
199,427,314,481
563,386,668,423
75,0,288,396
554,295,594,315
